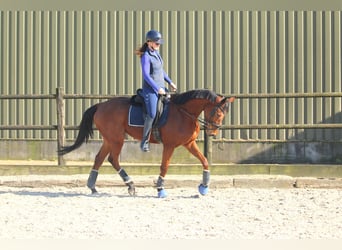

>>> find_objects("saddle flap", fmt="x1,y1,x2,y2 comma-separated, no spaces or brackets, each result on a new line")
130,88,144,106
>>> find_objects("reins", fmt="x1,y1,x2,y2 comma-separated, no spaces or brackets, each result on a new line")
178,107,221,130
179,107,203,124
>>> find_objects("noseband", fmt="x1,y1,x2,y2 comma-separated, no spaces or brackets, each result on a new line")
200,102,229,130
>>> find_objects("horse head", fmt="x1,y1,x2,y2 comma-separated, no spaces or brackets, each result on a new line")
203,95,235,136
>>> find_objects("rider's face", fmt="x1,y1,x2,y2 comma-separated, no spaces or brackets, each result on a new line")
148,41,161,50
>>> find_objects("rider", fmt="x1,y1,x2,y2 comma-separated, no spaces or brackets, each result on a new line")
135,29,177,152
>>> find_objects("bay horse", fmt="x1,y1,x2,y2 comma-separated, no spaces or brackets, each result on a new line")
58,89,234,198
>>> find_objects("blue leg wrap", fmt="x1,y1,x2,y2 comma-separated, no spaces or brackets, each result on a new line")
118,168,136,196
87,170,98,189
156,176,167,198
202,170,210,186
156,176,165,189
118,168,131,183
198,170,210,195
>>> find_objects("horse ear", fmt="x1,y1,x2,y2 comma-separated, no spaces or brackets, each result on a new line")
220,96,235,113
219,96,235,105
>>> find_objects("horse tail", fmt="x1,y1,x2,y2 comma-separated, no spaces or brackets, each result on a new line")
58,104,98,156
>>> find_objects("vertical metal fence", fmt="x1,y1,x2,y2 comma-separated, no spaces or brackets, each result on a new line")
0,10,341,144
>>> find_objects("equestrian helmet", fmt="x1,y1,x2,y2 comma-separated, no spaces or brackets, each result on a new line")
146,30,164,44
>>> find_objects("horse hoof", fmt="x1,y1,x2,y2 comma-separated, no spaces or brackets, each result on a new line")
127,181,136,196
198,184,209,195
157,189,168,198
128,187,136,196
90,188,98,194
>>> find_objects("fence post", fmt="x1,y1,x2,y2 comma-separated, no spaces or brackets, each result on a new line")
204,133,212,165
56,87,65,166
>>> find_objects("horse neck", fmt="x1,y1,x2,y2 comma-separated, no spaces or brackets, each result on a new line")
179,99,210,117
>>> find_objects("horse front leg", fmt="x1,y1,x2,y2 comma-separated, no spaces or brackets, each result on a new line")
156,145,175,198
184,140,210,195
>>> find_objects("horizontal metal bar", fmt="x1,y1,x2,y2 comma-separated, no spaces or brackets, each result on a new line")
220,124,342,129
65,124,342,131
214,139,342,143
0,94,56,99
66,124,342,131
0,125,57,130
64,125,81,130
2,124,341,131
1,92,341,100
228,92,342,99
0,94,129,100
63,94,120,99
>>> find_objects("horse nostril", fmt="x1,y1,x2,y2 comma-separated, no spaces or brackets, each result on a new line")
206,129,217,136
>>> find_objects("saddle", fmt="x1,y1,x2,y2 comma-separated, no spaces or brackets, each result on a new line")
129,89,170,142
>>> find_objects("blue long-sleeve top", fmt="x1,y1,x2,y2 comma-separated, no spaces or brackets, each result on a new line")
141,48,172,94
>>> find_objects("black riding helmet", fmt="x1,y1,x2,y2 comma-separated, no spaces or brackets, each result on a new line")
146,30,164,44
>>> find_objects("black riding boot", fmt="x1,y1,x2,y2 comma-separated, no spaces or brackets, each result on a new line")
140,115,154,152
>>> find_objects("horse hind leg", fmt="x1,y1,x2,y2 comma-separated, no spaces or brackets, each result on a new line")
87,143,110,194
108,143,136,196
88,170,99,194
119,168,135,196
108,155,136,196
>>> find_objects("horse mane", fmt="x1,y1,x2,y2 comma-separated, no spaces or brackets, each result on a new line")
171,89,218,104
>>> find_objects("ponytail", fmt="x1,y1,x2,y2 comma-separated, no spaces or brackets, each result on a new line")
134,43,149,58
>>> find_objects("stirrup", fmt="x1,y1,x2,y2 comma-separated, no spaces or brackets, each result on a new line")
140,140,150,152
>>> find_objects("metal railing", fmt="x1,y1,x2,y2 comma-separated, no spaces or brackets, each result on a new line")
1,87,342,165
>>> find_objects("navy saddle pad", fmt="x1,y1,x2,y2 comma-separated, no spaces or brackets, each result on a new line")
128,104,169,128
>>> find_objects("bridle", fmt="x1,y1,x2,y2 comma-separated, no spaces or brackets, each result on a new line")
205,101,230,129
179,98,230,130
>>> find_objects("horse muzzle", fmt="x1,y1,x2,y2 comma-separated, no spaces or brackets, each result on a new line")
205,127,219,136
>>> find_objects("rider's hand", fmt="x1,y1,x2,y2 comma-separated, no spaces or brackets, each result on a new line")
170,82,177,92
158,88,166,95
